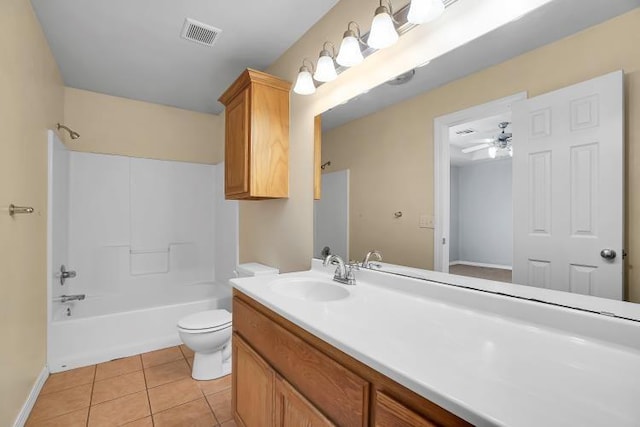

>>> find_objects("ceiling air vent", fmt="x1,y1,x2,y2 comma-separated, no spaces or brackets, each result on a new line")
181,18,222,47
455,128,476,135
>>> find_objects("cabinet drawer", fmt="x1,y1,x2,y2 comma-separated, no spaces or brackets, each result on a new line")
233,297,369,427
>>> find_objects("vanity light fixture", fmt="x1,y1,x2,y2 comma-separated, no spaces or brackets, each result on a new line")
314,42,338,82
336,21,366,67
367,0,399,50
407,0,445,25
293,59,316,95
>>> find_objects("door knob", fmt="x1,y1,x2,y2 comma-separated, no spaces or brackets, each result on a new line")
600,249,617,260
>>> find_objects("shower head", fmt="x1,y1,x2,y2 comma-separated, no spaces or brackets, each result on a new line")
57,123,80,140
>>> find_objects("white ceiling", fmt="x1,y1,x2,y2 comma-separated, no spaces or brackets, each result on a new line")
449,113,512,165
30,0,339,114
322,0,640,131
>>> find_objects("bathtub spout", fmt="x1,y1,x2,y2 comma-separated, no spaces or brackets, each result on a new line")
59,294,85,303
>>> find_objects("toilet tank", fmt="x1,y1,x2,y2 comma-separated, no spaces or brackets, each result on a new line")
235,262,279,278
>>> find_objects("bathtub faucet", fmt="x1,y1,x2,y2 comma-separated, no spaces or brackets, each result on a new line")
59,294,85,303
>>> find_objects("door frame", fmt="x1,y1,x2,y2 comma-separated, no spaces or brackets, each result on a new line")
433,92,527,272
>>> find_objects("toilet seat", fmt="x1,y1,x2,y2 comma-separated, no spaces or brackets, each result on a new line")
178,309,232,333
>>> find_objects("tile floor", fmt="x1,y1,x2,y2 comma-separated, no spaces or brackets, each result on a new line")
27,345,236,427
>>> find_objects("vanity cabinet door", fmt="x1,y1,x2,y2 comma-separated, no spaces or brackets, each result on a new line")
233,334,274,427
375,391,437,427
275,374,335,427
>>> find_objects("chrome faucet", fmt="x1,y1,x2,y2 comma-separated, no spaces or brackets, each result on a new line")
362,250,383,268
59,294,85,303
323,254,357,285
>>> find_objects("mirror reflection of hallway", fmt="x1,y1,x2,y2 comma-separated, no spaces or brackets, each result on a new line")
449,113,513,284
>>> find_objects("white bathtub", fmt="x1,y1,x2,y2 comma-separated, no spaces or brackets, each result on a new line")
48,282,232,372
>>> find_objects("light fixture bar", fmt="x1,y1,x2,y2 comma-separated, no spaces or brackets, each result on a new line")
335,0,458,74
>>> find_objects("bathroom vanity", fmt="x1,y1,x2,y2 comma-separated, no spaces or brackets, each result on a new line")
230,261,640,426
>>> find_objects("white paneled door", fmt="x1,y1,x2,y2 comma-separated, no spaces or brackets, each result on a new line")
512,71,624,300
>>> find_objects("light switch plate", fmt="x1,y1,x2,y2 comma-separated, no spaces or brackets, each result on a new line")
419,214,434,228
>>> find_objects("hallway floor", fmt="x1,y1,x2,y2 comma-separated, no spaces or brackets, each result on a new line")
449,264,512,283
27,345,236,426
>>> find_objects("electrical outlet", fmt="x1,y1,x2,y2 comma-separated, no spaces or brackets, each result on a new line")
419,214,434,228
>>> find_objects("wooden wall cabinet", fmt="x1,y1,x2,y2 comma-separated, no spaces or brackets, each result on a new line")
233,291,472,427
219,69,291,200
314,115,322,200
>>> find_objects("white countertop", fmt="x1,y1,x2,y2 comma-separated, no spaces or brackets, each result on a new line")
230,261,640,427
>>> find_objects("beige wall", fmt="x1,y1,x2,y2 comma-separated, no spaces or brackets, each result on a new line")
239,0,546,272
64,87,224,164
0,0,64,425
323,104,434,269
323,9,640,301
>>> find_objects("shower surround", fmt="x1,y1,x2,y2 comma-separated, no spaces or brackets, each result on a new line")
47,132,237,371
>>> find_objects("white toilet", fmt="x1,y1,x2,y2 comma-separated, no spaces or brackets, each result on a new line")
178,309,232,380
178,263,279,381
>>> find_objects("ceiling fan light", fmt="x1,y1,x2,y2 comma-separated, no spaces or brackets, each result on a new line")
407,0,433,24
423,0,445,22
314,53,337,82
293,67,316,95
336,32,364,67
368,6,398,49
488,146,497,159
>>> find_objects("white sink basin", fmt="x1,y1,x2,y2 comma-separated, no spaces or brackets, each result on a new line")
270,278,350,302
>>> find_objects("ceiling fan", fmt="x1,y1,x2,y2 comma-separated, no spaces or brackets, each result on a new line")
461,122,513,158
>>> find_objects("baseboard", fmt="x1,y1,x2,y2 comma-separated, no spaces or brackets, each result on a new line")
449,261,512,271
13,366,49,427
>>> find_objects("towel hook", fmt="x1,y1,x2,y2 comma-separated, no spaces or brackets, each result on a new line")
8,204,34,216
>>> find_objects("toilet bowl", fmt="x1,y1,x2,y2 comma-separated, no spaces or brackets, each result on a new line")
177,309,232,381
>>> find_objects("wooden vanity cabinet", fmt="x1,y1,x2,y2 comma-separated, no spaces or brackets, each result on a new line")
219,69,291,200
232,290,472,427
232,335,274,426
275,374,335,427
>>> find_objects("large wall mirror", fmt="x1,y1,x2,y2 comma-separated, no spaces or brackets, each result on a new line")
313,0,640,315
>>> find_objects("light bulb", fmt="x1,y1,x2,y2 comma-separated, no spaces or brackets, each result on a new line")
423,0,445,22
336,33,363,67
293,68,315,95
368,6,398,49
407,0,433,24
488,146,497,159
314,53,337,82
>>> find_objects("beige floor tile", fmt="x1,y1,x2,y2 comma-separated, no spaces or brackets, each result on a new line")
197,374,231,396
95,355,142,381
187,356,194,368
153,398,216,427
92,370,146,405
88,390,150,427
144,359,191,388
40,365,95,395
206,389,232,423
148,377,203,413
29,383,92,422
179,344,194,358
220,420,238,427
26,407,88,427
123,416,153,426
141,347,184,368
